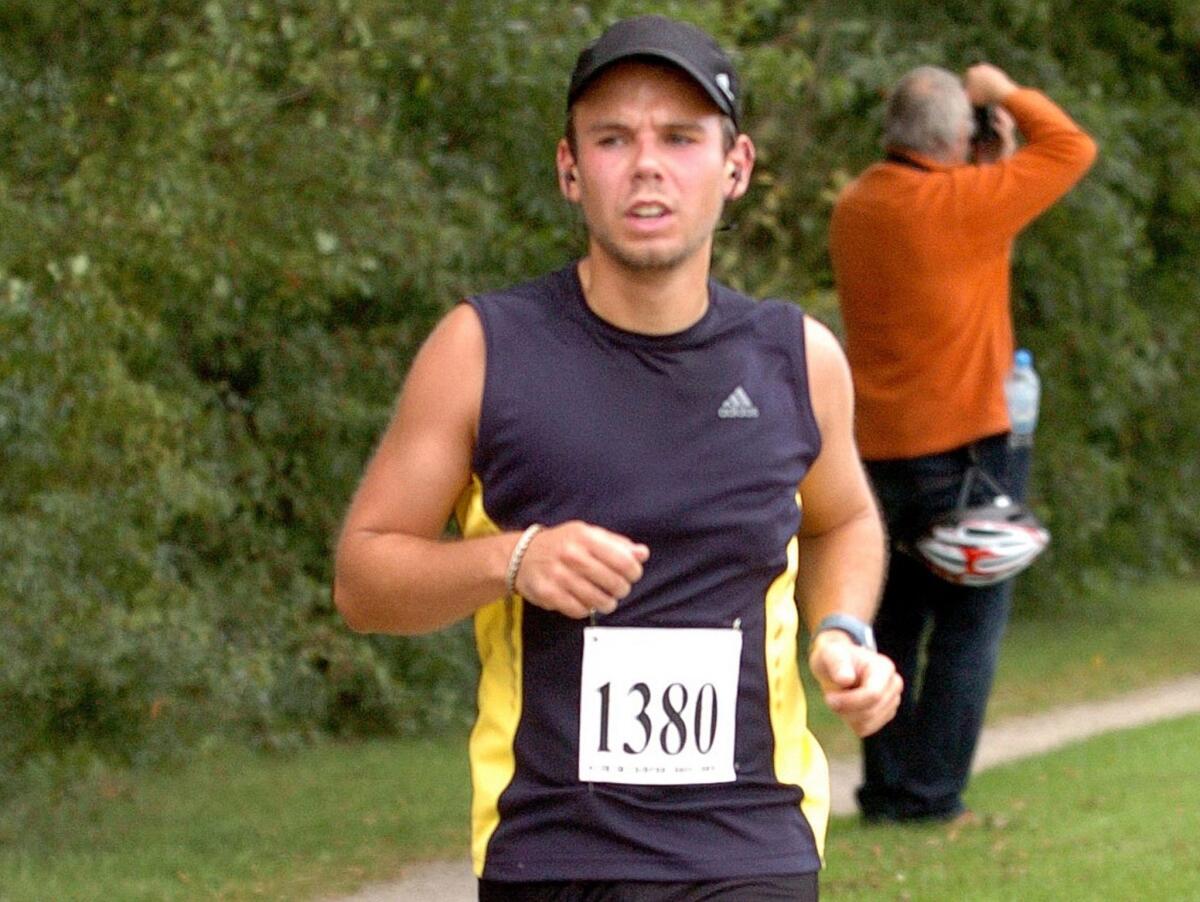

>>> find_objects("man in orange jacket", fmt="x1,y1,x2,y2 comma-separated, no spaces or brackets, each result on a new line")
830,63,1096,822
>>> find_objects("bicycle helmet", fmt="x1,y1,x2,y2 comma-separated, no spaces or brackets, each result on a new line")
915,493,1050,587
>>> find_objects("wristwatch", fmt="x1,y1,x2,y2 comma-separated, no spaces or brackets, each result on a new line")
812,614,877,652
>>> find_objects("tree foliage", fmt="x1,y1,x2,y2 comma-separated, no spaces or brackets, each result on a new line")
2,0,1197,786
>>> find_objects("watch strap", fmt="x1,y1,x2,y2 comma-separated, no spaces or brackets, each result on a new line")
812,613,877,652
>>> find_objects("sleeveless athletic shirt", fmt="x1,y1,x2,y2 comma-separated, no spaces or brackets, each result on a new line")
454,262,830,882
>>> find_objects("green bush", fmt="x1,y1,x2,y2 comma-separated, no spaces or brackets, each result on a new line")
1,0,1196,787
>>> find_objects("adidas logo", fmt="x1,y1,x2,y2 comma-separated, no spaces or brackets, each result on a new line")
718,386,760,419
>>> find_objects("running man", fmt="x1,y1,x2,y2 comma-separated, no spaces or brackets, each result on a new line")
335,15,901,900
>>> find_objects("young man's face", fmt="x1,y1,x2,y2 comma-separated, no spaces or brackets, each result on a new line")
559,61,753,273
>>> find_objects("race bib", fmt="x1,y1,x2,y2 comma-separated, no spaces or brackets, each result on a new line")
578,626,742,785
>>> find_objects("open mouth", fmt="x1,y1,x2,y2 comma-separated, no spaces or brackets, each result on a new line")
630,203,668,218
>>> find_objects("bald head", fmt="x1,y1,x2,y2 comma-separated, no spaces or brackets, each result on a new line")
884,66,972,162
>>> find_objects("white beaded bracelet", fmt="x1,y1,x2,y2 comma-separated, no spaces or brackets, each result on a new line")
505,524,543,598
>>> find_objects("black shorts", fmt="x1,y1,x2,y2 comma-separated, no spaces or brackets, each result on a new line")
478,872,818,901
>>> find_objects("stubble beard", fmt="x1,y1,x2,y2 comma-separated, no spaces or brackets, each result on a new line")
585,206,724,274
593,234,698,272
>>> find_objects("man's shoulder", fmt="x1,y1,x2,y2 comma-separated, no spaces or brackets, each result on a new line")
466,265,580,337
711,280,805,328
831,161,917,211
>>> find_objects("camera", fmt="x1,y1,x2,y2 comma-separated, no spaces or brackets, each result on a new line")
971,105,1002,162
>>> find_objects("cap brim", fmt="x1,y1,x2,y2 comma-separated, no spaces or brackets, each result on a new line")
570,47,738,126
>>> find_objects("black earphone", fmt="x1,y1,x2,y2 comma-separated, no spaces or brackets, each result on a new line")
725,167,743,199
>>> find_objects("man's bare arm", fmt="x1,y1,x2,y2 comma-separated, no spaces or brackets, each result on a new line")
796,317,886,627
796,316,902,737
333,304,647,635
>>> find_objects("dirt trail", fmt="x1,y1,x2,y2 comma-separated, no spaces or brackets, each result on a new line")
326,674,1200,902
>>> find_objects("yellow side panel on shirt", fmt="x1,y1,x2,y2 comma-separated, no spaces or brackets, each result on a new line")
455,474,523,878
765,493,831,859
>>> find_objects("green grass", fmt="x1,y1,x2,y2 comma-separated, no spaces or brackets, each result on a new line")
988,577,1200,718
823,714,1200,900
0,577,1196,901
806,576,1200,758
0,737,470,901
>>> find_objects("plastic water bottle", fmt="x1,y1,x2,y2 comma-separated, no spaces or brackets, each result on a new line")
1004,348,1041,449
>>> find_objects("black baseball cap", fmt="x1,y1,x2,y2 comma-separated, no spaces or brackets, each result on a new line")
567,15,741,129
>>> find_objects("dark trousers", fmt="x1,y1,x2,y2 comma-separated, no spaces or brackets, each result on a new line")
858,434,1029,821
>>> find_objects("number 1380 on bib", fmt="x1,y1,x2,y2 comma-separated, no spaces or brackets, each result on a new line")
578,626,742,786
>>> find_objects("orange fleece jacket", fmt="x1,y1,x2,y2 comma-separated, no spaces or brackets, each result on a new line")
830,88,1097,460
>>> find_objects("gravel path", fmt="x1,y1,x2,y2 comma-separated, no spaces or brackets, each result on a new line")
325,674,1200,902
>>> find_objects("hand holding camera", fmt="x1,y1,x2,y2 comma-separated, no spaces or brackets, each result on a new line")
964,63,1018,106
965,64,1019,163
